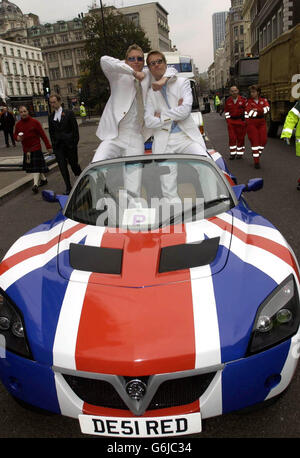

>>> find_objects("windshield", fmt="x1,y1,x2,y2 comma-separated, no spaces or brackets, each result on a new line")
65,158,234,230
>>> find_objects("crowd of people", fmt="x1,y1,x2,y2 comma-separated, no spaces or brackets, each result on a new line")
0,43,299,196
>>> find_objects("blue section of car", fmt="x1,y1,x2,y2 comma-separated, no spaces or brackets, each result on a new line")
5,250,72,365
0,350,61,414
212,247,278,363
221,340,291,413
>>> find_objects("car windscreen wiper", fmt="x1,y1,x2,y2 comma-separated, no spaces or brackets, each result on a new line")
158,197,231,229
204,196,231,209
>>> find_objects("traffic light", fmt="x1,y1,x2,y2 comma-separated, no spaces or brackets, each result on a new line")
43,76,50,97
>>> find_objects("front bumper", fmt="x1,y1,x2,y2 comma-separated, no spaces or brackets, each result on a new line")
0,336,298,427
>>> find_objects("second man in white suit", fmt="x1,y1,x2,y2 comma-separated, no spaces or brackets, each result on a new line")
144,50,209,200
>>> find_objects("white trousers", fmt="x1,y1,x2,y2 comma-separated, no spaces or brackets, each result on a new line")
92,130,145,197
156,131,210,201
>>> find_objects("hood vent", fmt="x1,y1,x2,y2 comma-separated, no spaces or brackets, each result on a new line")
69,243,123,275
159,237,220,273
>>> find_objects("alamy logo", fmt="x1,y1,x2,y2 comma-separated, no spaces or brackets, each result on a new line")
291,74,300,99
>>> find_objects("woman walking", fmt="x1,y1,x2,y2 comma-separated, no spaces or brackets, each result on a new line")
14,106,52,194
245,85,270,169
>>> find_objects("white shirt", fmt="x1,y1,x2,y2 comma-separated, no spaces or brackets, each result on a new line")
54,106,63,122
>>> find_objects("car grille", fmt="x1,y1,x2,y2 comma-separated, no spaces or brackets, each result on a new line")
63,372,216,411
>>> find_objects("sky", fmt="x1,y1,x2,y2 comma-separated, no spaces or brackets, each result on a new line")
11,0,232,72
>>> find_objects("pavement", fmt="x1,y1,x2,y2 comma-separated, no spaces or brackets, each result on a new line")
0,115,100,204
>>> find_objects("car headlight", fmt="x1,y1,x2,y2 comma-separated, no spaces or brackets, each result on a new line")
247,275,300,355
0,290,32,359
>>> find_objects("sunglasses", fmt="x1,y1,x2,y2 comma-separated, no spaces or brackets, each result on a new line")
148,59,164,67
127,56,144,62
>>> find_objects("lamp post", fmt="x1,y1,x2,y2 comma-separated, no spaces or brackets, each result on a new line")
99,0,107,49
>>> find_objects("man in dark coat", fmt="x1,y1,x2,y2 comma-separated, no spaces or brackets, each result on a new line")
48,94,82,194
1,106,16,147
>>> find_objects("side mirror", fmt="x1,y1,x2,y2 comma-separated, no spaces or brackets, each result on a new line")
232,178,263,200
42,190,68,210
246,178,264,192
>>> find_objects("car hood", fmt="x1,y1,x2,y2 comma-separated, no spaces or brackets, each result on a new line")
57,215,233,288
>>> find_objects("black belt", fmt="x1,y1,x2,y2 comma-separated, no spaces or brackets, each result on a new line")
230,116,244,120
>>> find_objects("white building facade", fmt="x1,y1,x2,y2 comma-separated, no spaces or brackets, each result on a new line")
0,38,46,112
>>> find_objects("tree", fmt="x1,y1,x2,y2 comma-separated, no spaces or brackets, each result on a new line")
79,7,151,112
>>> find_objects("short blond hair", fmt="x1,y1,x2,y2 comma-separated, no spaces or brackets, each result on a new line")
125,44,144,60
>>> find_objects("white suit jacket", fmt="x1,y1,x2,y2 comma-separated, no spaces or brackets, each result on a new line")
96,56,177,141
144,77,207,155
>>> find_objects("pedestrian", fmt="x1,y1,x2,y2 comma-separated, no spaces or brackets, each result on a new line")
144,50,209,201
14,105,51,194
48,93,82,195
280,100,300,189
224,86,247,160
80,102,87,122
214,93,221,113
0,106,16,147
245,85,270,169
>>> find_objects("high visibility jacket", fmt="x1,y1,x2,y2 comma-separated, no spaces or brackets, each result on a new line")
281,101,300,156
214,95,221,106
80,105,86,117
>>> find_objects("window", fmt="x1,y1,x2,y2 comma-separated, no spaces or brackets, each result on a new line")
17,49,21,57
19,63,24,75
48,52,58,62
2,46,6,55
61,34,69,43
267,21,271,45
23,82,28,95
64,65,74,77
50,67,60,80
16,82,21,95
8,81,14,95
67,83,74,94
277,9,283,35
272,15,278,41
28,64,32,75
62,49,72,60
76,48,85,58
10,48,14,56
47,36,55,45
13,62,17,75
5,61,10,74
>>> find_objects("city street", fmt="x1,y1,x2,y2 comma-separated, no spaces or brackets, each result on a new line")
0,112,300,439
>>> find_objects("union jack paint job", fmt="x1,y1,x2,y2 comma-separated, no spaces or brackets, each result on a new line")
0,152,299,434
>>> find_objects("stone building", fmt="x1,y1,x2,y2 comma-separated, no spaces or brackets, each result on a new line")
243,0,300,56
0,0,173,108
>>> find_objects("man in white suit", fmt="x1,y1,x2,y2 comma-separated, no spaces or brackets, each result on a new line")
92,44,177,197
144,50,208,157
92,44,177,162
144,51,209,200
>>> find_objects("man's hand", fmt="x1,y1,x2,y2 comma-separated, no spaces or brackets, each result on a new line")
47,148,53,154
152,77,168,92
282,137,291,145
154,111,161,118
178,98,183,106
133,71,145,82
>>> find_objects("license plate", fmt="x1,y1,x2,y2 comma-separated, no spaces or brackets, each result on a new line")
78,413,201,437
